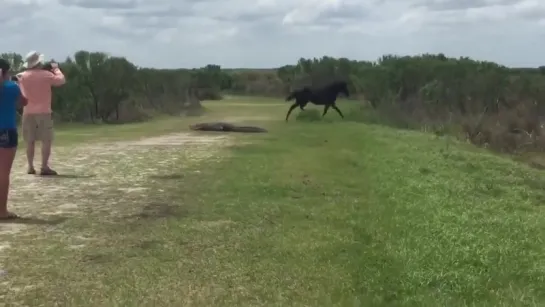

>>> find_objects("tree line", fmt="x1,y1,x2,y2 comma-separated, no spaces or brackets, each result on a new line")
1,51,233,123
3,50,545,153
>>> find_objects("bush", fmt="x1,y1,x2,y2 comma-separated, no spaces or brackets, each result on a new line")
350,97,545,155
185,107,207,117
460,103,545,154
344,101,422,130
197,88,222,100
344,102,387,125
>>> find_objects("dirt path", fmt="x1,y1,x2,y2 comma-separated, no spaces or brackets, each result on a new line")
0,132,232,264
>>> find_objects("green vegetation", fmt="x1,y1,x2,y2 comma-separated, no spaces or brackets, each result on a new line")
3,49,545,304
1,99,545,306
3,51,545,154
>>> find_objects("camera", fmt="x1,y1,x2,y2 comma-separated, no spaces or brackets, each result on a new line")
42,61,54,71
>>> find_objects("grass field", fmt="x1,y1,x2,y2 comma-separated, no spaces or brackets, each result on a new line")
2,97,545,306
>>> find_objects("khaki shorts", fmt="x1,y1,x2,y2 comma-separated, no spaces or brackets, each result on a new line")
22,113,54,142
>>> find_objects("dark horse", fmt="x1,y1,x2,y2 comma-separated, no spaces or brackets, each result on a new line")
285,80,349,121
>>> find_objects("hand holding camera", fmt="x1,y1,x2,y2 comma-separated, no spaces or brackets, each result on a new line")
42,60,58,71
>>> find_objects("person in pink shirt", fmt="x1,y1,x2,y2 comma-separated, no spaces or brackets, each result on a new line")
17,51,65,176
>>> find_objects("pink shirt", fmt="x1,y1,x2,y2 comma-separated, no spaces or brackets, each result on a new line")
18,68,65,115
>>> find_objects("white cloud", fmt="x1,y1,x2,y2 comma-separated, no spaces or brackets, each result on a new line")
2,0,544,68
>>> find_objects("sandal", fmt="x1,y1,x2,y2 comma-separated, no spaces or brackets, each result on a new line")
40,168,58,176
0,212,19,221
27,168,36,175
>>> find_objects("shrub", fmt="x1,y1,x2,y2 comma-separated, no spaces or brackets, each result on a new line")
185,107,207,117
344,101,422,130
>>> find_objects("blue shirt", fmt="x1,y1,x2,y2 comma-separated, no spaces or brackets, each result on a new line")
0,80,20,129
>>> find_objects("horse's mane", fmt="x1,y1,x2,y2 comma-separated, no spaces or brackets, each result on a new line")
324,80,349,96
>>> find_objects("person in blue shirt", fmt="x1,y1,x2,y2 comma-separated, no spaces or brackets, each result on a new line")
0,58,27,220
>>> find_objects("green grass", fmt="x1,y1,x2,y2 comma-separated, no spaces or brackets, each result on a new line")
2,97,545,306
50,98,283,145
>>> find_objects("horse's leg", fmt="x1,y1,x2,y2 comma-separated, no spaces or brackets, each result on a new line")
285,103,299,122
322,104,331,117
331,104,344,118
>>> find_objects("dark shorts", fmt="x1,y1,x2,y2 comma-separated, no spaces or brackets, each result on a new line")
0,129,18,149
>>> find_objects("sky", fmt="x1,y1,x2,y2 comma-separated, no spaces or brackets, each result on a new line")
2,0,544,69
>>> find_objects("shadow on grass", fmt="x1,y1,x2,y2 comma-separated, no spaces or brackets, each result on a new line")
39,174,96,179
81,253,117,265
149,174,184,180
0,216,67,225
131,203,190,219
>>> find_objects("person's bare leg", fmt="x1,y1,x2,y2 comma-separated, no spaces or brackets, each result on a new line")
40,139,57,176
0,148,16,218
23,115,36,174
38,116,57,176
41,139,51,170
26,141,36,174
0,173,11,217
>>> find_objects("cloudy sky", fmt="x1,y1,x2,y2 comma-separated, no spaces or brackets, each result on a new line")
2,0,544,68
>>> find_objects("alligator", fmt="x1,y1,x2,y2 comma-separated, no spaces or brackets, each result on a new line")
189,122,267,133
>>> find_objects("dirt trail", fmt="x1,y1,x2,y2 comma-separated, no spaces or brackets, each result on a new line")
0,132,231,258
